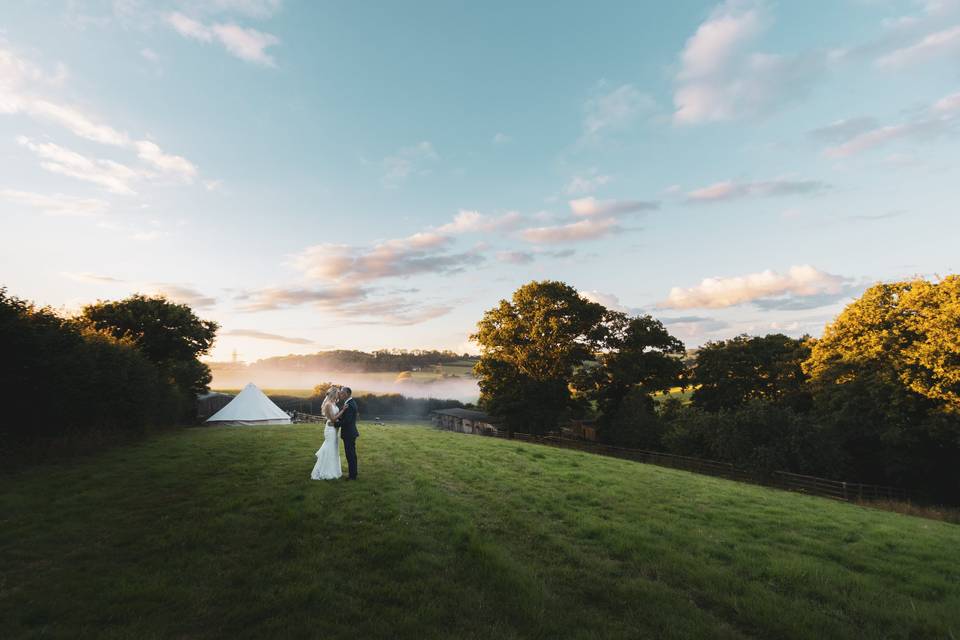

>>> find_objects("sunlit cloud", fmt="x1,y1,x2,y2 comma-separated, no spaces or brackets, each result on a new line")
521,217,620,244
661,265,850,309
435,210,522,234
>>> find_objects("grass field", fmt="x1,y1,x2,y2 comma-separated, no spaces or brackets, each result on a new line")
2,424,958,639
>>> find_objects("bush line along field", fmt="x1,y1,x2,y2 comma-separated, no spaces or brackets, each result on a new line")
2,424,957,639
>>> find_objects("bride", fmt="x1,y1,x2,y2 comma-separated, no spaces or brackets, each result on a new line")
310,386,345,480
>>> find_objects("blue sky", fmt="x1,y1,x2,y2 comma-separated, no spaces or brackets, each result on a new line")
1,0,958,361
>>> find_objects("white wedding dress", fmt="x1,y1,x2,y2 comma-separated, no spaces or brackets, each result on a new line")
310,401,342,480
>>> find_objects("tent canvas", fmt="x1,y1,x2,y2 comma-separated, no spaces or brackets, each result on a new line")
205,382,291,426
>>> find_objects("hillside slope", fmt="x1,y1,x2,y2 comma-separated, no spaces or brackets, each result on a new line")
1,424,957,639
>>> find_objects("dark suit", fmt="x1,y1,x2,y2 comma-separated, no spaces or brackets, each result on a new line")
338,397,359,479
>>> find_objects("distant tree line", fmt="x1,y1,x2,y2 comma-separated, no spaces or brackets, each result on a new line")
473,279,960,503
1,288,217,452
237,350,475,373
266,383,465,418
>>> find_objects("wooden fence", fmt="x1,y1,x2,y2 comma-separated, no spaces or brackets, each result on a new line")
476,431,913,504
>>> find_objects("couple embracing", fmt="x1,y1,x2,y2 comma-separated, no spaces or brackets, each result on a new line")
310,386,359,481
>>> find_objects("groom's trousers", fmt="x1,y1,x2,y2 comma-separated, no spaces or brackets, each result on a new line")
343,437,358,479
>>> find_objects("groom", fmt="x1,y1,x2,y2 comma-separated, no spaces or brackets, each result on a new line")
337,387,359,480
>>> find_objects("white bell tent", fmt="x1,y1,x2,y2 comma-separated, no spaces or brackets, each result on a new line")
205,383,291,426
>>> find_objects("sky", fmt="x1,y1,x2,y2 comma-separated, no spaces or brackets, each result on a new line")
1,0,958,362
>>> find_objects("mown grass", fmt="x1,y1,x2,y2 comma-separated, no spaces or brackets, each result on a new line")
1,423,958,639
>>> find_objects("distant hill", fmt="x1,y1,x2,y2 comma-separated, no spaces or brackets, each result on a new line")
210,349,477,374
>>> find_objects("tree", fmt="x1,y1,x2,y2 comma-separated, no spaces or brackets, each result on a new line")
691,334,812,413
82,295,219,398
471,281,606,435
605,387,666,449
573,314,685,445
802,278,960,499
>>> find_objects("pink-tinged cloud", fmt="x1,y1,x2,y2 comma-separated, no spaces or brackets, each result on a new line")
823,91,959,158
568,197,658,217
291,232,479,283
436,210,522,234
877,25,960,69
686,178,828,202
521,217,619,244
672,1,823,125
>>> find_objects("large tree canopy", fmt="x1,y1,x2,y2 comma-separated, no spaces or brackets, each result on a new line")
691,334,812,413
472,281,685,438
804,277,960,414
82,295,219,397
471,281,607,435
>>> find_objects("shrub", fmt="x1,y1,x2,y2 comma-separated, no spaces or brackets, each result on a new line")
0,288,182,450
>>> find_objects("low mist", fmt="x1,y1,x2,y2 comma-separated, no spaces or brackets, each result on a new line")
211,369,480,403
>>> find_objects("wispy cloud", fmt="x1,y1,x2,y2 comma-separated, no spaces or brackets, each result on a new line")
223,328,313,345
60,273,217,309
236,284,452,325
579,290,637,314
686,178,829,203
496,251,535,265
583,83,654,139
61,272,125,283
661,265,850,309
521,217,620,244
435,210,522,234
673,0,825,124
822,90,960,157
0,189,108,216
808,117,879,142
564,170,613,196
209,0,284,19
496,248,575,265
17,136,141,195
492,132,512,144
166,12,280,67
291,232,482,283
382,141,438,188
877,24,960,69
1,47,198,181
569,197,659,217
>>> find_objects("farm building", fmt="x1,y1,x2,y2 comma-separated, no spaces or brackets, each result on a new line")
431,408,501,436
563,419,599,442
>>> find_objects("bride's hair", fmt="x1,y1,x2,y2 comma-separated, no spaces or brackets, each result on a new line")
324,386,340,403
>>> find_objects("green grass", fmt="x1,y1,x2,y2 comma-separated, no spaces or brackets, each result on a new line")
1,424,958,639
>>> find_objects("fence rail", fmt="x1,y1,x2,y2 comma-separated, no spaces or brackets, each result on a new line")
469,430,913,504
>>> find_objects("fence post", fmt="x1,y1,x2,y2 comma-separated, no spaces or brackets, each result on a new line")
842,481,848,501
